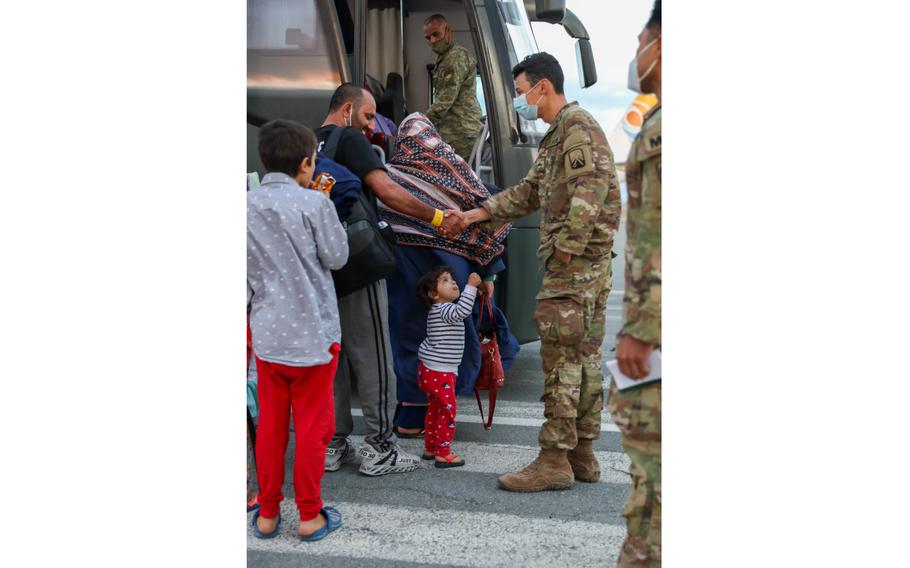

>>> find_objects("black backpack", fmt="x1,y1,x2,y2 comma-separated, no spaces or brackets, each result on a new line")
321,126,398,297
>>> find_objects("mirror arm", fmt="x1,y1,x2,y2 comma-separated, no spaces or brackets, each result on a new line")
559,9,589,41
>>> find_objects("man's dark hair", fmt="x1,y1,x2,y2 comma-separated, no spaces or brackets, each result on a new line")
328,82,366,112
511,52,564,94
257,119,318,178
646,0,661,32
416,265,454,308
423,13,447,26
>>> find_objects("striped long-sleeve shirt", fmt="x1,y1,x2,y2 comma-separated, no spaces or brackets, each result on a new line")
418,285,478,374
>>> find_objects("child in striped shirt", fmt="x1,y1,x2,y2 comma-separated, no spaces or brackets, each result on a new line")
415,266,482,468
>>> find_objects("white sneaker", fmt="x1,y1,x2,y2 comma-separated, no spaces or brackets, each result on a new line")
325,438,358,472
358,442,422,476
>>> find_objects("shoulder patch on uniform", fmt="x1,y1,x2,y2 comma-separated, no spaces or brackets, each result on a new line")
565,144,594,180
569,147,586,169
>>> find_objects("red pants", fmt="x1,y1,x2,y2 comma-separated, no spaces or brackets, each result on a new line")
418,362,458,457
255,344,339,521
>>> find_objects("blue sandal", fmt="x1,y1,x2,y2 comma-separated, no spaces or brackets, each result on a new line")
251,510,282,539
299,506,343,542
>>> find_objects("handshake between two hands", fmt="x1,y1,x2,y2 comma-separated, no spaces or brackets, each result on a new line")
437,209,471,238
437,208,572,264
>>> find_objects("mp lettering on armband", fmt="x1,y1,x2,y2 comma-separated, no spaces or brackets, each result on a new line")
648,134,661,151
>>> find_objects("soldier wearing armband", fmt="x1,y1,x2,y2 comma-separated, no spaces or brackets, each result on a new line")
609,2,662,565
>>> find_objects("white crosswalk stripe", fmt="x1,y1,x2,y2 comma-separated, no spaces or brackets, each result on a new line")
248,501,626,567
344,435,632,484
353,403,622,432
253,389,632,568
250,398,630,566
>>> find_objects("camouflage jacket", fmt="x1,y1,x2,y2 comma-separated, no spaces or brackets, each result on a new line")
426,44,483,141
621,104,661,346
482,101,621,272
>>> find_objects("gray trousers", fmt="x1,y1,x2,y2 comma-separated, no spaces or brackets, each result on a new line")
331,279,398,449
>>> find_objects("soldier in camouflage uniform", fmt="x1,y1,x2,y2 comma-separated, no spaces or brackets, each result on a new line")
455,52,622,492
422,14,483,162
609,3,661,566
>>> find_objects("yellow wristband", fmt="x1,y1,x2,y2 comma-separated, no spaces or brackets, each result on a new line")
431,208,444,228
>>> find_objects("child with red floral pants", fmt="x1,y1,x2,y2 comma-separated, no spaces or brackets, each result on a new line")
414,267,481,468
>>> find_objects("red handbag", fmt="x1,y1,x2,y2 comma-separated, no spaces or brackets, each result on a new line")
474,290,505,430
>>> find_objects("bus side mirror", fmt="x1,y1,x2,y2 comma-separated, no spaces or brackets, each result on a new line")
535,0,566,24
576,39,597,88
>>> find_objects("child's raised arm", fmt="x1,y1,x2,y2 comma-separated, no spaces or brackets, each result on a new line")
438,275,480,324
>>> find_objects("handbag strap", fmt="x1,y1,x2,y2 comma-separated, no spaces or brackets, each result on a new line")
475,287,500,429
477,287,495,329
474,387,498,430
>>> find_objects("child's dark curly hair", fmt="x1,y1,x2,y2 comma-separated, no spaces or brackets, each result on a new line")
416,265,454,308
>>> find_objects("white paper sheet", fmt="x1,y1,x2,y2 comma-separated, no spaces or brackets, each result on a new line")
607,350,662,391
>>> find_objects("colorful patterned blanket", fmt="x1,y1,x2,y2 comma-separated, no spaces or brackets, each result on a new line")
379,113,510,266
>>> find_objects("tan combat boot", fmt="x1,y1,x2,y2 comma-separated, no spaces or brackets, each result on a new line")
497,448,574,492
567,439,600,483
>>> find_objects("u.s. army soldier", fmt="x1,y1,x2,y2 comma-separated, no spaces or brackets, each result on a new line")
455,52,622,492
422,14,484,162
608,1,662,566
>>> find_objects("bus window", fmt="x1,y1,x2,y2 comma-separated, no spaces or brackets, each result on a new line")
475,75,486,114
495,0,548,143
247,0,341,90
426,68,484,110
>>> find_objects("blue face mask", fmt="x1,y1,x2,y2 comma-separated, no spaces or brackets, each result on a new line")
513,81,543,121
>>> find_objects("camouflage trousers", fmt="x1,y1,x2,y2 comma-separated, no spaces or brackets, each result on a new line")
534,255,612,450
438,125,482,163
608,380,661,567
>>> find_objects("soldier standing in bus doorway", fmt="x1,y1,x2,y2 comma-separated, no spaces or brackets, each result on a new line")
609,1,661,566
450,52,622,492
422,14,484,162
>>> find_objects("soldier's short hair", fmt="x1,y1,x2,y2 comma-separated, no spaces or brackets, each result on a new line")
423,13,447,27
328,82,367,112
258,119,318,178
646,0,661,32
512,52,564,94
416,265,454,308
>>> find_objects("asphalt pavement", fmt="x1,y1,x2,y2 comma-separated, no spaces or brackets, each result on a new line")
248,222,631,567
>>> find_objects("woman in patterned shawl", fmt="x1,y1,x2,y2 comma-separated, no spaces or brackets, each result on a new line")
379,113,509,264
380,113,519,436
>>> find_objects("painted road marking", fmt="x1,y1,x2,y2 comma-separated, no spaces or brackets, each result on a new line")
352,406,620,432
343,435,631,484
248,500,625,567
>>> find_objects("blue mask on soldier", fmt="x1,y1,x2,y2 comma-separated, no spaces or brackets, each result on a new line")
512,81,543,121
